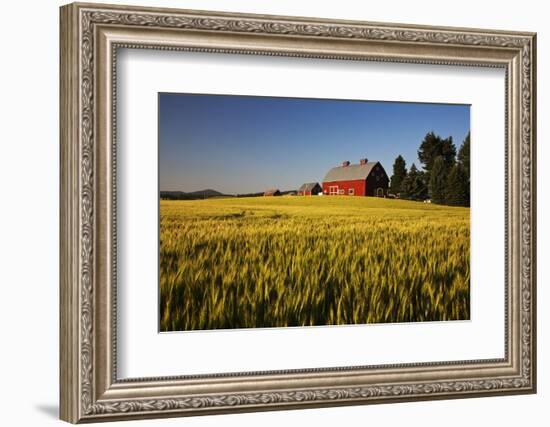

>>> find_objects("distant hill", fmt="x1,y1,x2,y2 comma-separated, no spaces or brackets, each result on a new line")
235,191,263,198
160,189,231,200
161,188,299,200
187,189,226,197
236,190,297,197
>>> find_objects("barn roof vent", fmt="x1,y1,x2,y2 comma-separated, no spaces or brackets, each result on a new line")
359,158,368,165
342,160,350,167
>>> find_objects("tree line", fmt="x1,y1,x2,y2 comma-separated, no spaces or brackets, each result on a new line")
389,131,470,207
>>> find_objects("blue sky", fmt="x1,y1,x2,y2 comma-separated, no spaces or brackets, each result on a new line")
159,93,470,194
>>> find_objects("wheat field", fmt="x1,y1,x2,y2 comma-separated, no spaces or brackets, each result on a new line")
159,196,470,331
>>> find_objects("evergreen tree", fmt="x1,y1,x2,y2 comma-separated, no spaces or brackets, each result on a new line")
445,163,469,206
441,136,457,170
389,155,407,195
401,163,428,201
415,170,429,201
458,132,470,180
457,132,470,206
417,131,456,184
429,156,449,204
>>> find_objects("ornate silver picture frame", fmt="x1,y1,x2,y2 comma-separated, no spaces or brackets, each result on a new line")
60,2,536,423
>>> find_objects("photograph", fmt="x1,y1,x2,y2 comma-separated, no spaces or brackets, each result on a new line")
159,93,471,332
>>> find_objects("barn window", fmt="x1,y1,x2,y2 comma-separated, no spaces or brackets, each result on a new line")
348,188,355,195
329,186,338,195
338,189,345,195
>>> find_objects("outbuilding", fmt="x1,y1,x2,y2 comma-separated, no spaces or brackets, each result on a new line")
263,188,282,196
322,158,389,197
297,182,322,196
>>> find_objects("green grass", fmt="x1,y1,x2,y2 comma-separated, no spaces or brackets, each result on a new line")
159,196,470,331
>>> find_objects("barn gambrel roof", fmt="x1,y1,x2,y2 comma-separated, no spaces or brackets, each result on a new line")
298,182,321,192
323,162,382,183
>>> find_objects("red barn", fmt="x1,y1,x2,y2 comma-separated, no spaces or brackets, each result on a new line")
322,158,389,197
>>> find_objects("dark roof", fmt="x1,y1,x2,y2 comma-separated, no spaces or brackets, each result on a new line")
263,188,281,195
298,182,321,192
323,162,380,183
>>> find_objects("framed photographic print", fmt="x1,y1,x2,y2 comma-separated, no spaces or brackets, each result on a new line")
60,2,537,423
